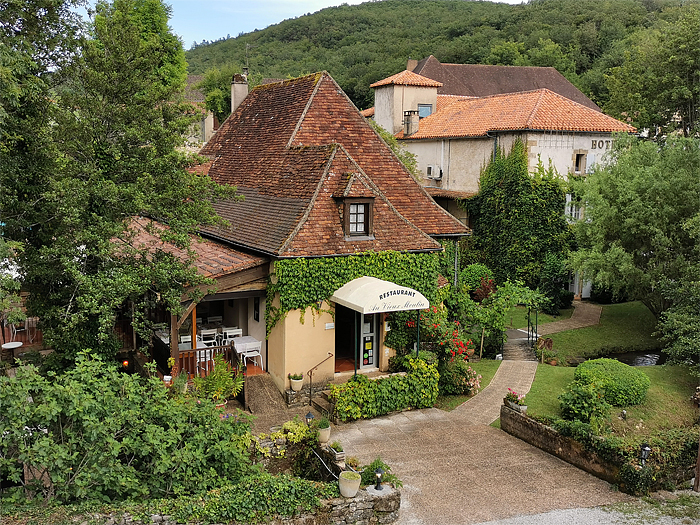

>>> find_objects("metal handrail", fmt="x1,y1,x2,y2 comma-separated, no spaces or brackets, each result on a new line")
311,448,338,480
307,352,333,406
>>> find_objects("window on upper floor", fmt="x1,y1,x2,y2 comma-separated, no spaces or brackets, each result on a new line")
343,199,374,238
418,104,432,119
574,153,586,174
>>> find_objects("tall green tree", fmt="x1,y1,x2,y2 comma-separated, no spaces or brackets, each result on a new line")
196,63,241,123
2,0,236,365
570,135,700,319
605,6,700,137
464,141,573,299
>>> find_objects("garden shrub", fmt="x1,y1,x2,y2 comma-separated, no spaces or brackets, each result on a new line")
330,359,439,421
542,417,699,495
559,381,611,423
574,358,651,406
358,457,403,488
388,350,437,373
437,360,482,396
145,473,336,524
460,263,491,291
0,352,254,502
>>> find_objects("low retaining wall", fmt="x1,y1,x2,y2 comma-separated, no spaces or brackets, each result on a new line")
500,404,619,484
96,488,400,525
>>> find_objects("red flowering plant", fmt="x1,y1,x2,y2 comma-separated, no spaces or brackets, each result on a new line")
406,304,475,363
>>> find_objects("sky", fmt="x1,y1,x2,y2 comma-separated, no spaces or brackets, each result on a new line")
165,0,524,50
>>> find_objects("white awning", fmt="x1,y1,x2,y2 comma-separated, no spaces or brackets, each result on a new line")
330,276,429,315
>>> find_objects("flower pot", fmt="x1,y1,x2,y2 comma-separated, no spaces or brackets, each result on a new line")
215,400,228,410
328,446,345,462
290,378,303,392
339,471,361,498
318,426,331,444
506,400,526,413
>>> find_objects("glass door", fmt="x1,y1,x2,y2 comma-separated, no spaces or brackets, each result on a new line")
361,313,377,368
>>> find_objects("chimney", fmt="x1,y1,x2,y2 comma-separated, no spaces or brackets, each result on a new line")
403,110,419,136
406,58,418,72
231,72,249,114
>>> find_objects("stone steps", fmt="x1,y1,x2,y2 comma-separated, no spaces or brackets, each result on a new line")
502,338,537,361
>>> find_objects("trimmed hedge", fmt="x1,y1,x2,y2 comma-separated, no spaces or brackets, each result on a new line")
329,359,439,421
574,358,650,406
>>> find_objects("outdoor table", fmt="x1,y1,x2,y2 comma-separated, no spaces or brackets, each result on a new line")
233,336,263,367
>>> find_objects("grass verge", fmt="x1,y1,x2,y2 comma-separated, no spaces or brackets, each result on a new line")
506,305,573,330
550,301,660,365
434,359,501,411
522,364,575,418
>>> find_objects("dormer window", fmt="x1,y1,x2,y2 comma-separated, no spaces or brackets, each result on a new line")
343,199,374,238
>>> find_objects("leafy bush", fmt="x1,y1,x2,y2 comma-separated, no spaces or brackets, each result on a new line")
146,473,335,524
559,381,611,423
359,458,402,488
330,359,438,421
388,350,437,373
460,263,491,291
574,358,651,406
437,360,482,396
0,352,254,502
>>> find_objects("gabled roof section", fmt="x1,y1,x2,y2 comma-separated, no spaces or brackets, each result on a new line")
412,55,600,111
125,217,268,279
399,89,635,140
287,73,468,237
370,70,443,88
198,71,468,251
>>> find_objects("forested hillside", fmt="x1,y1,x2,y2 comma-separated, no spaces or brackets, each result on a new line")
184,0,692,112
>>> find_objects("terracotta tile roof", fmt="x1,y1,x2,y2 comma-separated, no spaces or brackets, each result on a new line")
370,70,443,88
361,107,375,118
436,94,475,112
424,187,477,200
399,89,635,140
412,55,600,111
125,217,267,279
198,72,469,257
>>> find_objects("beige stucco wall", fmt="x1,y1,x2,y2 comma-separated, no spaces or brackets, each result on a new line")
404,131,616,194
374,84,438,135
525,131,614,177
267,297,336,394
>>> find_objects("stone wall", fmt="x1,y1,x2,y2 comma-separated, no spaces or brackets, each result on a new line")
500,404,619,484
96,487,400,525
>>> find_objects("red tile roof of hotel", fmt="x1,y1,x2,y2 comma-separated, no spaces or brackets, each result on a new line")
370,70,443,88
198,72,468,257
399,89,636,140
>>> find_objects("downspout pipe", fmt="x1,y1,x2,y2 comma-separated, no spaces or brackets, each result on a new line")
486,131,498,161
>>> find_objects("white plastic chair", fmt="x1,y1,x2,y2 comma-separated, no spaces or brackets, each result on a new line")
200,329,218,346
243,341,263,368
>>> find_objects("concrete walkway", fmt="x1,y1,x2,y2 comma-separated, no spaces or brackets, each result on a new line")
537,300,602,336
331,302,626,524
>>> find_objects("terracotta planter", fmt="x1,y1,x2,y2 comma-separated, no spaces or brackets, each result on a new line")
339,471,361,498
290,378,303,392
318,426,331,443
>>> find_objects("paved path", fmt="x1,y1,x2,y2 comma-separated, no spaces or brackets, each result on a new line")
332,303,625,524
537,301,602,336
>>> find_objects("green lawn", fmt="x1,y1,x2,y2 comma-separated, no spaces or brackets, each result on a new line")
522,363,697,438
506,305,573,330
434,359,501,411
550,301,660,365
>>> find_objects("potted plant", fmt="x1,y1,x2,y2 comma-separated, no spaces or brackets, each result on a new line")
193,354,244,407
316,416,331,443
338,470,361,498
504,387,527,412
328,440,345,462
288,372,303,392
